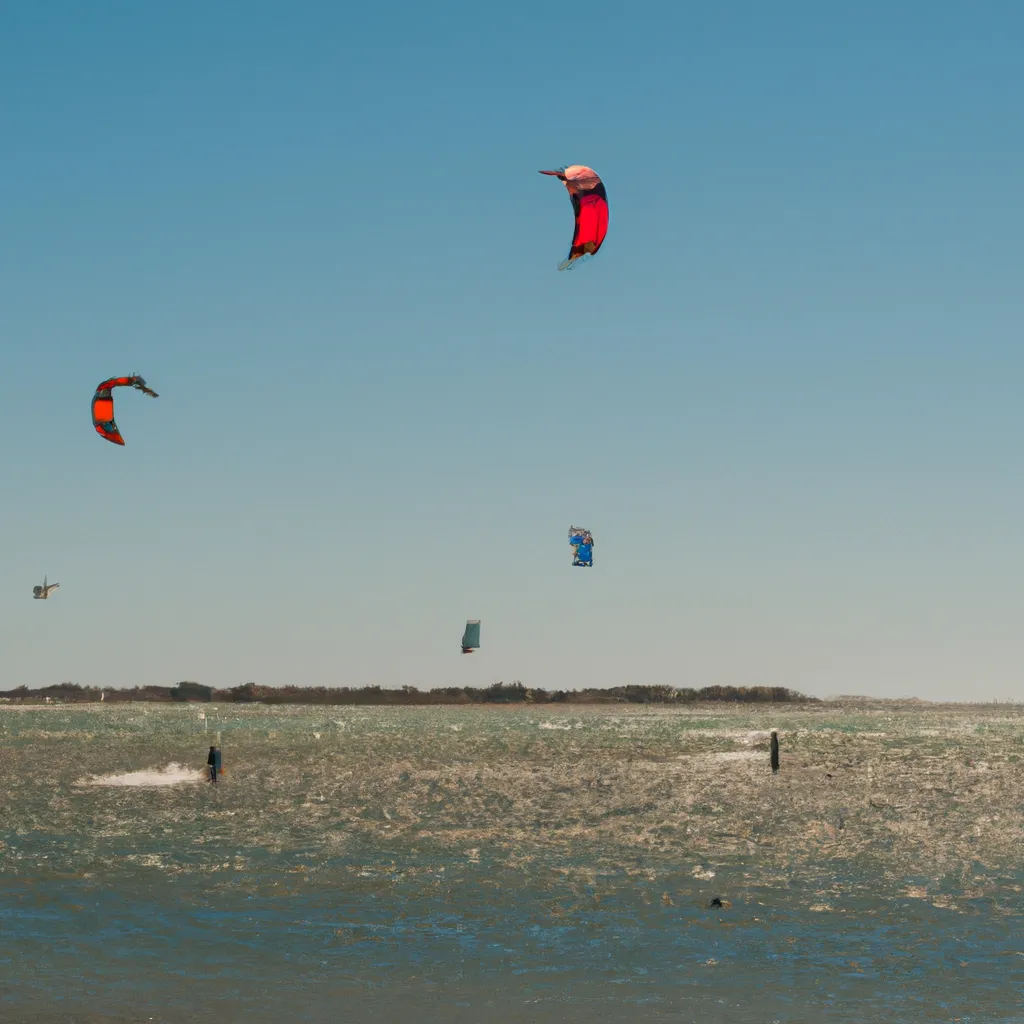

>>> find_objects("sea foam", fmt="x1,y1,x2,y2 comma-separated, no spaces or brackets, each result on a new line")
81,762,206,787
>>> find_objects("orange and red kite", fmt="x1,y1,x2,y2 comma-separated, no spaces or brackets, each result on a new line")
92,375,159,446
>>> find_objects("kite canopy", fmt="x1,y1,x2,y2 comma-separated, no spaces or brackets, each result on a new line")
461,619,481,654
32,575,59,599
569,526,594,567
91,375,158,446
539,165,608,271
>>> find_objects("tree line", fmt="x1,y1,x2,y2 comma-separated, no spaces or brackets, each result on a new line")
0,681,816,705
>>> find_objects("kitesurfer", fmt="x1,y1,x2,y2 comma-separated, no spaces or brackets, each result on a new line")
207,745,219,784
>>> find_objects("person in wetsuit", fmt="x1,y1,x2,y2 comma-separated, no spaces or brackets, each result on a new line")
207,745,219,784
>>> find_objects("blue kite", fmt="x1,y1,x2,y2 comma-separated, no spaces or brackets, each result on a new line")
568,526,594,567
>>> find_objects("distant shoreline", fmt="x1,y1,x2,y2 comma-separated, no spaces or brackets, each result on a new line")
2,682,1018,709
1,681,815,707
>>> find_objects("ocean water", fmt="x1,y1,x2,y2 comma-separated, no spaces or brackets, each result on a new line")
1,702,1021,1023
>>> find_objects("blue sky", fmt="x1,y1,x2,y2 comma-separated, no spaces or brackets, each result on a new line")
3,1,1024,700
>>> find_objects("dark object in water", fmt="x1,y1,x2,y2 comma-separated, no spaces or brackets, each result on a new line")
709,897,723,908
207,745,222,784
770,730,780,774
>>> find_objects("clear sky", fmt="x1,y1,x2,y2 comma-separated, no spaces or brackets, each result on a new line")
3,1,1024,701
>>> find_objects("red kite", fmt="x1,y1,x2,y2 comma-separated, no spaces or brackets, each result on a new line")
539,165,608,271
92,375,159,446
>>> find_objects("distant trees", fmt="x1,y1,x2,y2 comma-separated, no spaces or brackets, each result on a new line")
0,680,817,706
0,682,100,703
169,681,213,702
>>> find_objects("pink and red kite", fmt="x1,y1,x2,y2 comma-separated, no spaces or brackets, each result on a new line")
539,165,608,271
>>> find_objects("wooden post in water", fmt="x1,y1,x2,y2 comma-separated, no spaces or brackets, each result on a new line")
770,730,780,774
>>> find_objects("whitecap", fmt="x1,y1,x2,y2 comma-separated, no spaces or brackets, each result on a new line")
80,762,206,788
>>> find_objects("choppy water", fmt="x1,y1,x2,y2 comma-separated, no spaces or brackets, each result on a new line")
1,702,1022,1022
